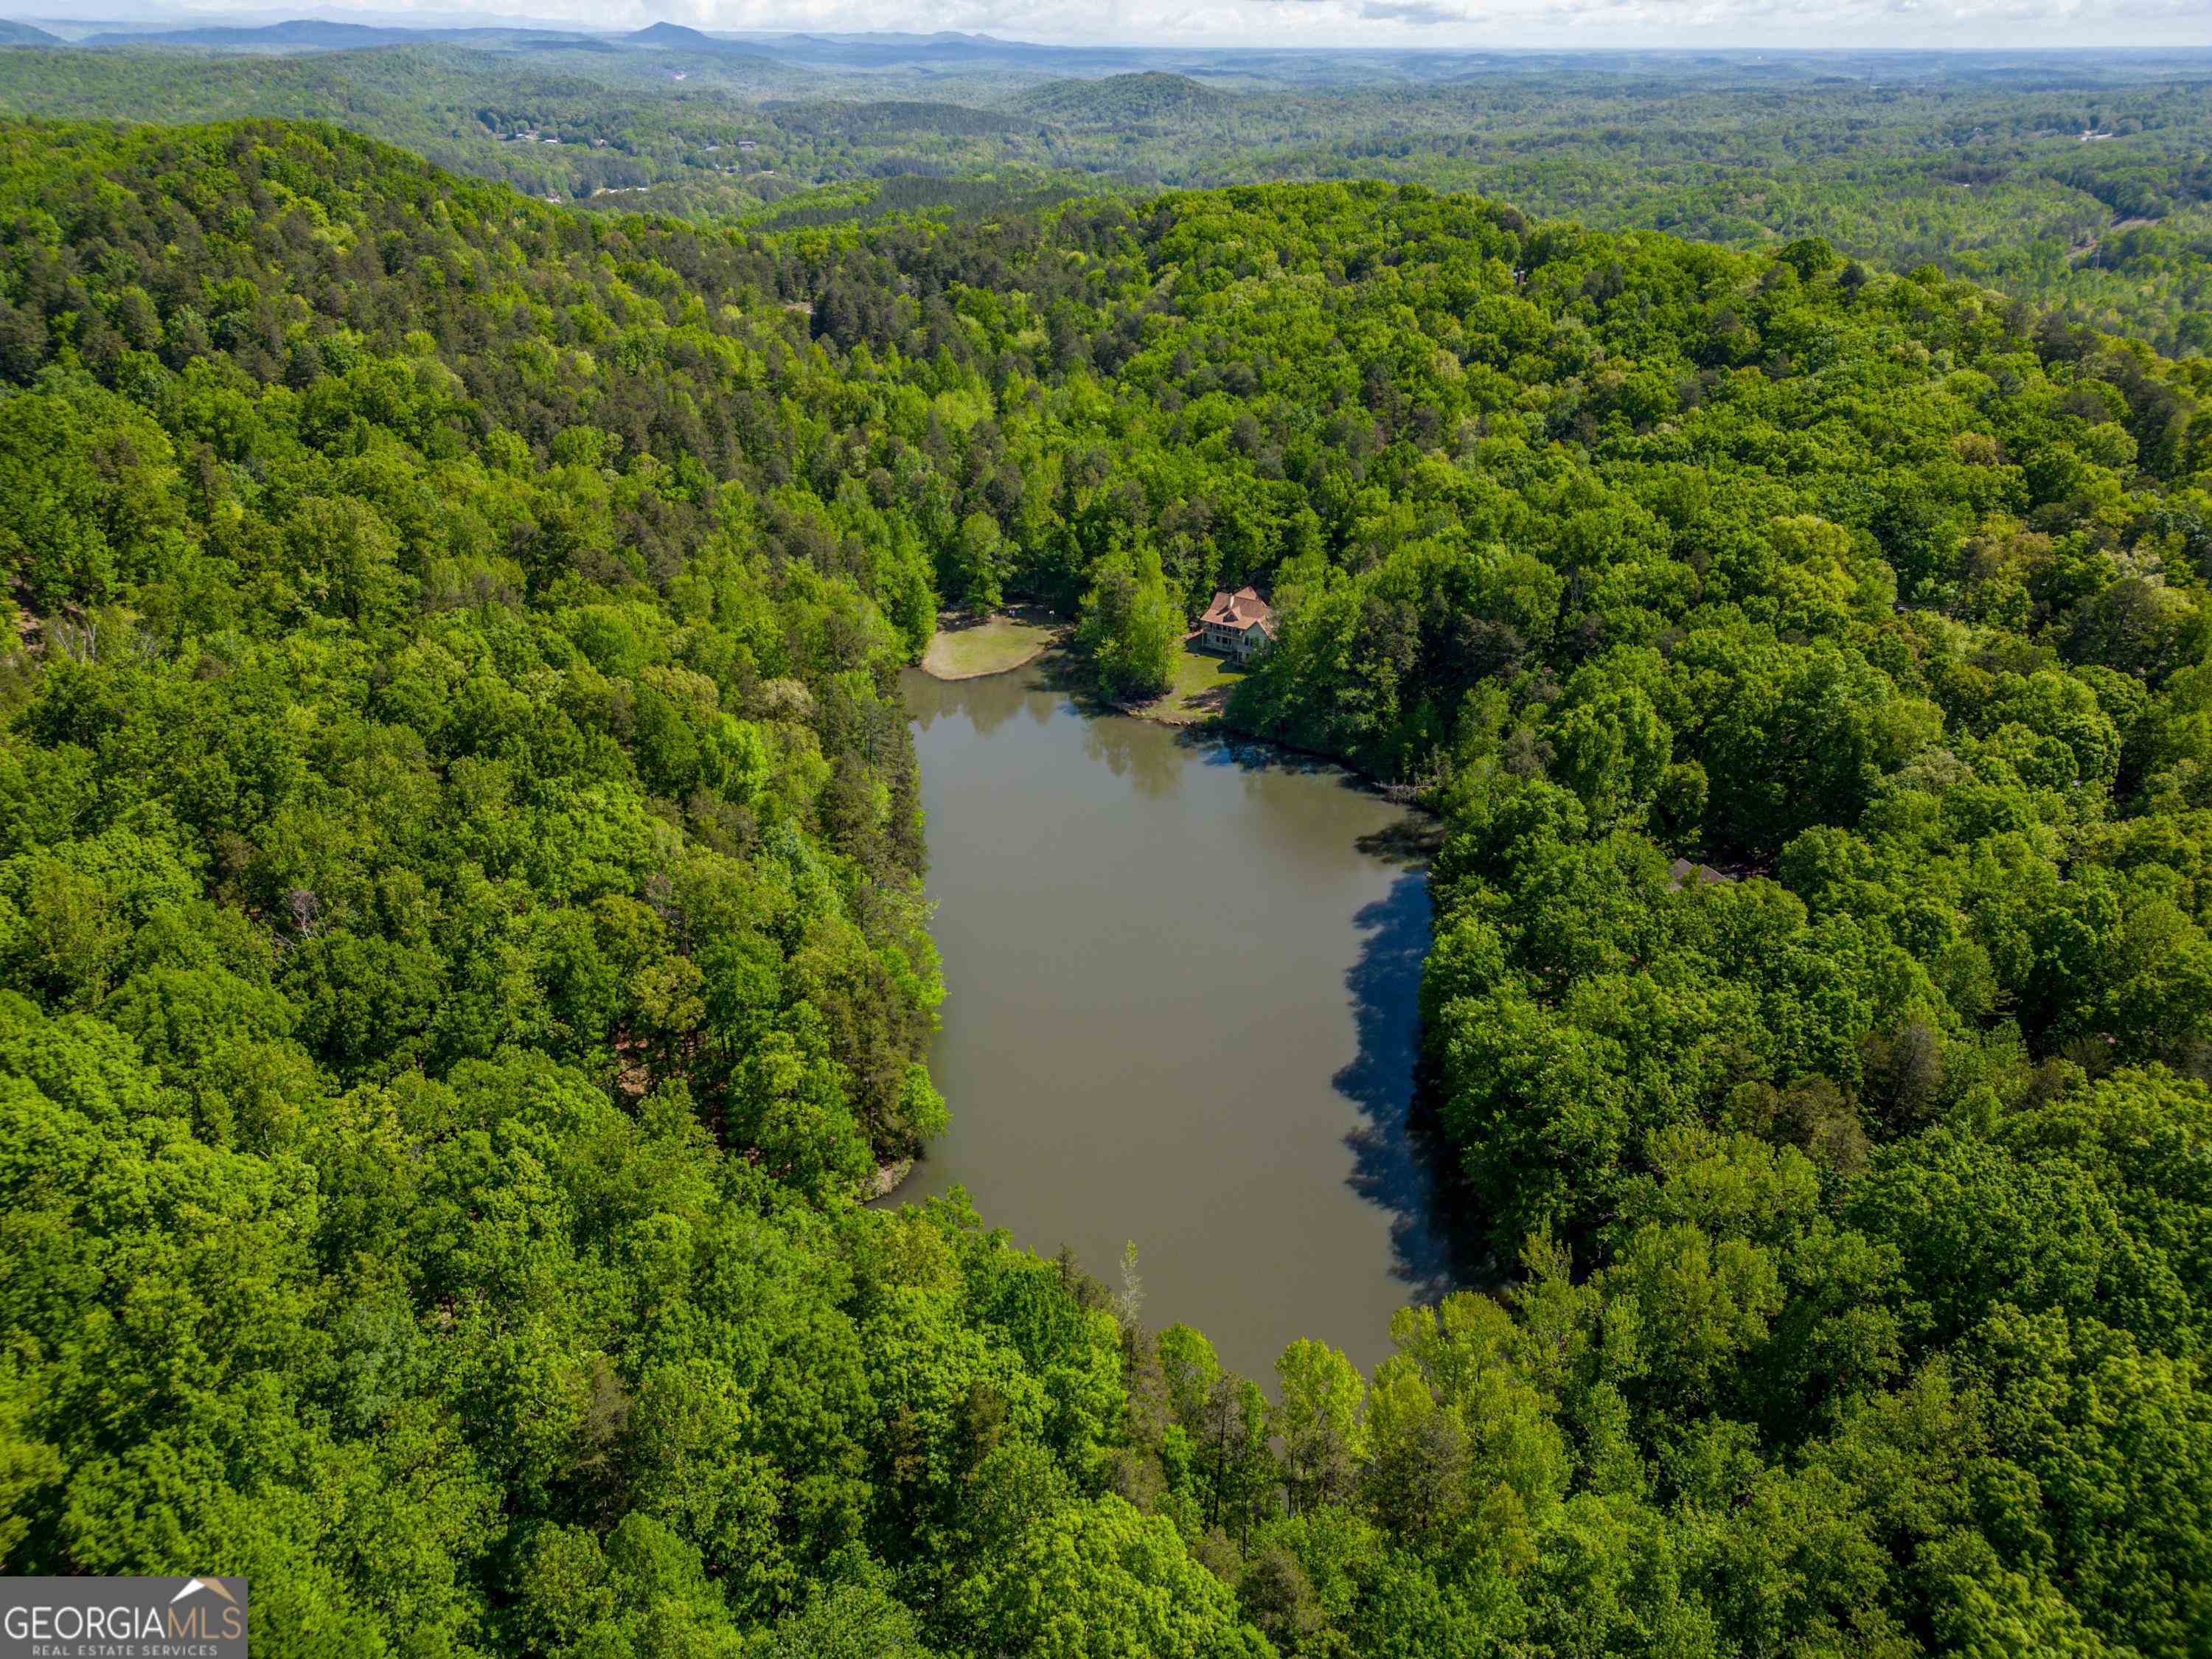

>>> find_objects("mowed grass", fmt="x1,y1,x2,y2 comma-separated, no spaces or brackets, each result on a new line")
1135,641,1251,725
921,613,1059,680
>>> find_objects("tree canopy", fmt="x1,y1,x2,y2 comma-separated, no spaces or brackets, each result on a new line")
1,116,2211,1655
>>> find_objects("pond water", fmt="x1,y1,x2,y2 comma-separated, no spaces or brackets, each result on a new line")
893,659,1465,1383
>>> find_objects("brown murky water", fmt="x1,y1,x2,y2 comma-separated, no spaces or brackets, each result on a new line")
893,661,1463,1383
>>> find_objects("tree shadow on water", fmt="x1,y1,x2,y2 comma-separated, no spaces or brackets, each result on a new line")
1335,867,1489,1306
1183,724,1353,779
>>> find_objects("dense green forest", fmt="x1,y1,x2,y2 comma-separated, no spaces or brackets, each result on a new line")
4,114,2212,1655
2,44,2212,352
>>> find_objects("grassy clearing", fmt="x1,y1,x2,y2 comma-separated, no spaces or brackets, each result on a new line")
1129,641,1251,726
920,611,1060,680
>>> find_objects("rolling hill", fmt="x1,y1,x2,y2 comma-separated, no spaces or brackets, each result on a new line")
1015,70,1229,125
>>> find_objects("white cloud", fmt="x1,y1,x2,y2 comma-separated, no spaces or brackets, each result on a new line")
643,0,2211,46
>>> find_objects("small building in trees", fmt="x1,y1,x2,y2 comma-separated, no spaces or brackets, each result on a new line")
1667,857,1733,890
1194,587,1276,659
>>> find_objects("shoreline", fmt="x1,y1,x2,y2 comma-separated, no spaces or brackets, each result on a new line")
917,628,1434,808
1108,692,1428,807
1110,689,1217,728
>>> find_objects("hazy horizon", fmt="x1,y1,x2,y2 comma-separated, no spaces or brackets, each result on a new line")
13,0,2212,55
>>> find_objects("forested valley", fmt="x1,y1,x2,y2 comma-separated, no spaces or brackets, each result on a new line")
1,41,2211,353
3,112,2212,1656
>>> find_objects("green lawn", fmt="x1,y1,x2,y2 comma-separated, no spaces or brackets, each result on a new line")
1135,641,1251,725
921,612,1060,680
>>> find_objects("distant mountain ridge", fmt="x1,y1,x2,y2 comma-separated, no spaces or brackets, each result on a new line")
625,21,731,49
86,16,448,45
68,15,1045,60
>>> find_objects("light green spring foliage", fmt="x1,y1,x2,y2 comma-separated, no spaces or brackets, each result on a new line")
1076,538,1183,700
0,118,1249,1658
2,118,2212,1655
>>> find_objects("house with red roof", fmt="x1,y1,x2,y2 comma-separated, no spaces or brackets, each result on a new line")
1194,587,1277,661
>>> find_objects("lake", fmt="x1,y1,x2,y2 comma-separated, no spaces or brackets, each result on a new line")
893,659,1464,1383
